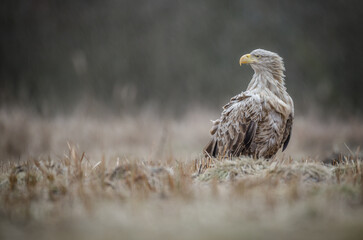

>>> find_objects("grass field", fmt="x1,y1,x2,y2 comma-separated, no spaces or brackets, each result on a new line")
1,108,363,240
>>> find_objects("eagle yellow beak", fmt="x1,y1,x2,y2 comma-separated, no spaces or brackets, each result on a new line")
239,54,256,66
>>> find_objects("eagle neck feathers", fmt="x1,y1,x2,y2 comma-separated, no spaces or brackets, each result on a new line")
246,67,291,117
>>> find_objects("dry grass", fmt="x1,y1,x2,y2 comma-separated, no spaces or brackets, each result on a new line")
0,108,363,240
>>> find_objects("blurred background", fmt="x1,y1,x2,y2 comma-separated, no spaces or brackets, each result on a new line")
1,0,363,115
1,0,363,160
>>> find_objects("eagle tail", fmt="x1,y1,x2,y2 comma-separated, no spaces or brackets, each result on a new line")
204,139,218,157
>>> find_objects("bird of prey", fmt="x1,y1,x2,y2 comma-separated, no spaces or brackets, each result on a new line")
204,49,294,159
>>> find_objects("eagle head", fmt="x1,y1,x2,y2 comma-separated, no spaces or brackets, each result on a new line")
239,49,285,73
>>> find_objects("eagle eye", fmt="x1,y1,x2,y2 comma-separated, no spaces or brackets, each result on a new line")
255,55,261,58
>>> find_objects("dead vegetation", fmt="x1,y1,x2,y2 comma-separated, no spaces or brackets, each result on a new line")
0,108,363,240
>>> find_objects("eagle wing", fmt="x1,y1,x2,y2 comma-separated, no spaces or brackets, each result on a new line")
204,91,263,157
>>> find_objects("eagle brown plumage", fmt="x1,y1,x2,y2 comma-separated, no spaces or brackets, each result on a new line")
204,49,294,159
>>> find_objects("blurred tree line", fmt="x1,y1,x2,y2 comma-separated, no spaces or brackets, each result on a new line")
1,0,362,115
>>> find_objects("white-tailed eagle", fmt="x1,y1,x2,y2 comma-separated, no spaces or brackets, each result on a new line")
204,49,294,159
